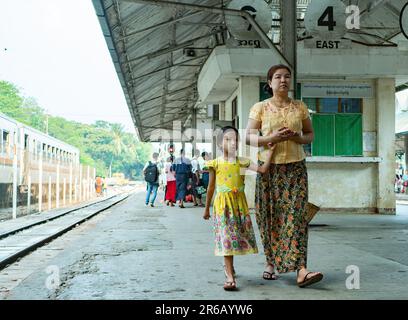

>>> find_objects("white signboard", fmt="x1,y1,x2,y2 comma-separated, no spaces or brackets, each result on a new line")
225,0,271,48
401,2,408,40
304,0,347,40
304,38,351,49
302,83,373,98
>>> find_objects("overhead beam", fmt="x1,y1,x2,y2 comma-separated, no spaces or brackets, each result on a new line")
396,83,408,92
130,54,209,82
280,0,297,96
360,0,392,19
124,0,291,67
384,2,402,18
119,11,203,40
134,83,197,106
127,30,220,64
346,30,397,46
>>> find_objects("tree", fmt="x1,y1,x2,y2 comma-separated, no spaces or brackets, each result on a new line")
109,123,126,177
0,80,24,118
1,79,151,180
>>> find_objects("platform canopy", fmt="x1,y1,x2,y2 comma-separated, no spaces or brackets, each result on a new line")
93,0,408,141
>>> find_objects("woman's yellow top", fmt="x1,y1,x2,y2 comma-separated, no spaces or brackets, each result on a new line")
249,98,310,164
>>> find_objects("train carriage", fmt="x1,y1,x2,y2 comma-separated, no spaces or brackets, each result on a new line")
0,112,81,211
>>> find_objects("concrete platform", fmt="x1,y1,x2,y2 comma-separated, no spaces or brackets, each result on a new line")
1,189,407,300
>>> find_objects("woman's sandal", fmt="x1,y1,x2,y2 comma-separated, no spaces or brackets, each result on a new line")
262,271,278,280
297,272,323,288
263,264,278,280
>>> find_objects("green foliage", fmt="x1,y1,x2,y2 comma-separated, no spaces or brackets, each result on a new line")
0,80,151,180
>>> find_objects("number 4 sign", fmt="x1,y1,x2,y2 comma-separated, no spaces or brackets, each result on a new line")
304,0,348,40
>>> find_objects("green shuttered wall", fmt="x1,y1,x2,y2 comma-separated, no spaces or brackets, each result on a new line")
312,114,362,156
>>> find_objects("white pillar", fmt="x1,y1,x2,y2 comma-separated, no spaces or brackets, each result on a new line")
27,174,31,214
69,162,73,204
56,162,60,208
19,127,24,185
376,78,396,214
87,165,90,200
38,150,43,212
218,101,225,121
12,132,18,219
74,177,78,202
93,168,96,198
79,165,82,201
63,177,66,206
48,175,52,210
238,76,260,209
225,100,233,121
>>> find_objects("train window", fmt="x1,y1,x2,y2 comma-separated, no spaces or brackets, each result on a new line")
42,143,47,159
3,130,9,154
37,141,41,156
24,134,29,149
2,130,8,146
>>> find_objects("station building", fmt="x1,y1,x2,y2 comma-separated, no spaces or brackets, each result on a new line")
93,0,408,214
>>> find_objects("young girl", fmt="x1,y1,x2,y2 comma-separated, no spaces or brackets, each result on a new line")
203,126,275,291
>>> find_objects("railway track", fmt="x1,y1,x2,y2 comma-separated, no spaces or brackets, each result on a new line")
0,192,130,270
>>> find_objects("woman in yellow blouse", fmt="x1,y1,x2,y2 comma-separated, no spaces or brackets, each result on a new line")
245,64,323,288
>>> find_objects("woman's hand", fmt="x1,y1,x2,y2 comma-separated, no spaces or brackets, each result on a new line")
203,208,210,220
269,127,298,143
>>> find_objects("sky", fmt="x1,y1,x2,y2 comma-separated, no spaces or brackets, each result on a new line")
0,0,136,134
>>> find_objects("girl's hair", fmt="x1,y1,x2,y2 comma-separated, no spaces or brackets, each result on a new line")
216,126,239,149
263,64,292,97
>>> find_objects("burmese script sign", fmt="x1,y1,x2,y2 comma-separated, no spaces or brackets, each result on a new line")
301,83,373,98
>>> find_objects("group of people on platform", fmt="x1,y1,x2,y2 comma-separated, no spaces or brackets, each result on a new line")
395,165,408,193
143,64,324,292
143,149,211,208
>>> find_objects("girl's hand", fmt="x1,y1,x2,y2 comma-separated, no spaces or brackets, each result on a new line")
267,142,276,150
203,209,210,220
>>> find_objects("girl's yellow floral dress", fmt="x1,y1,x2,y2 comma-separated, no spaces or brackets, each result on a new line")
204,157,258,256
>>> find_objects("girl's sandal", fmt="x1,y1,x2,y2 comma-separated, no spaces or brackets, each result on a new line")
223,280,237,291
